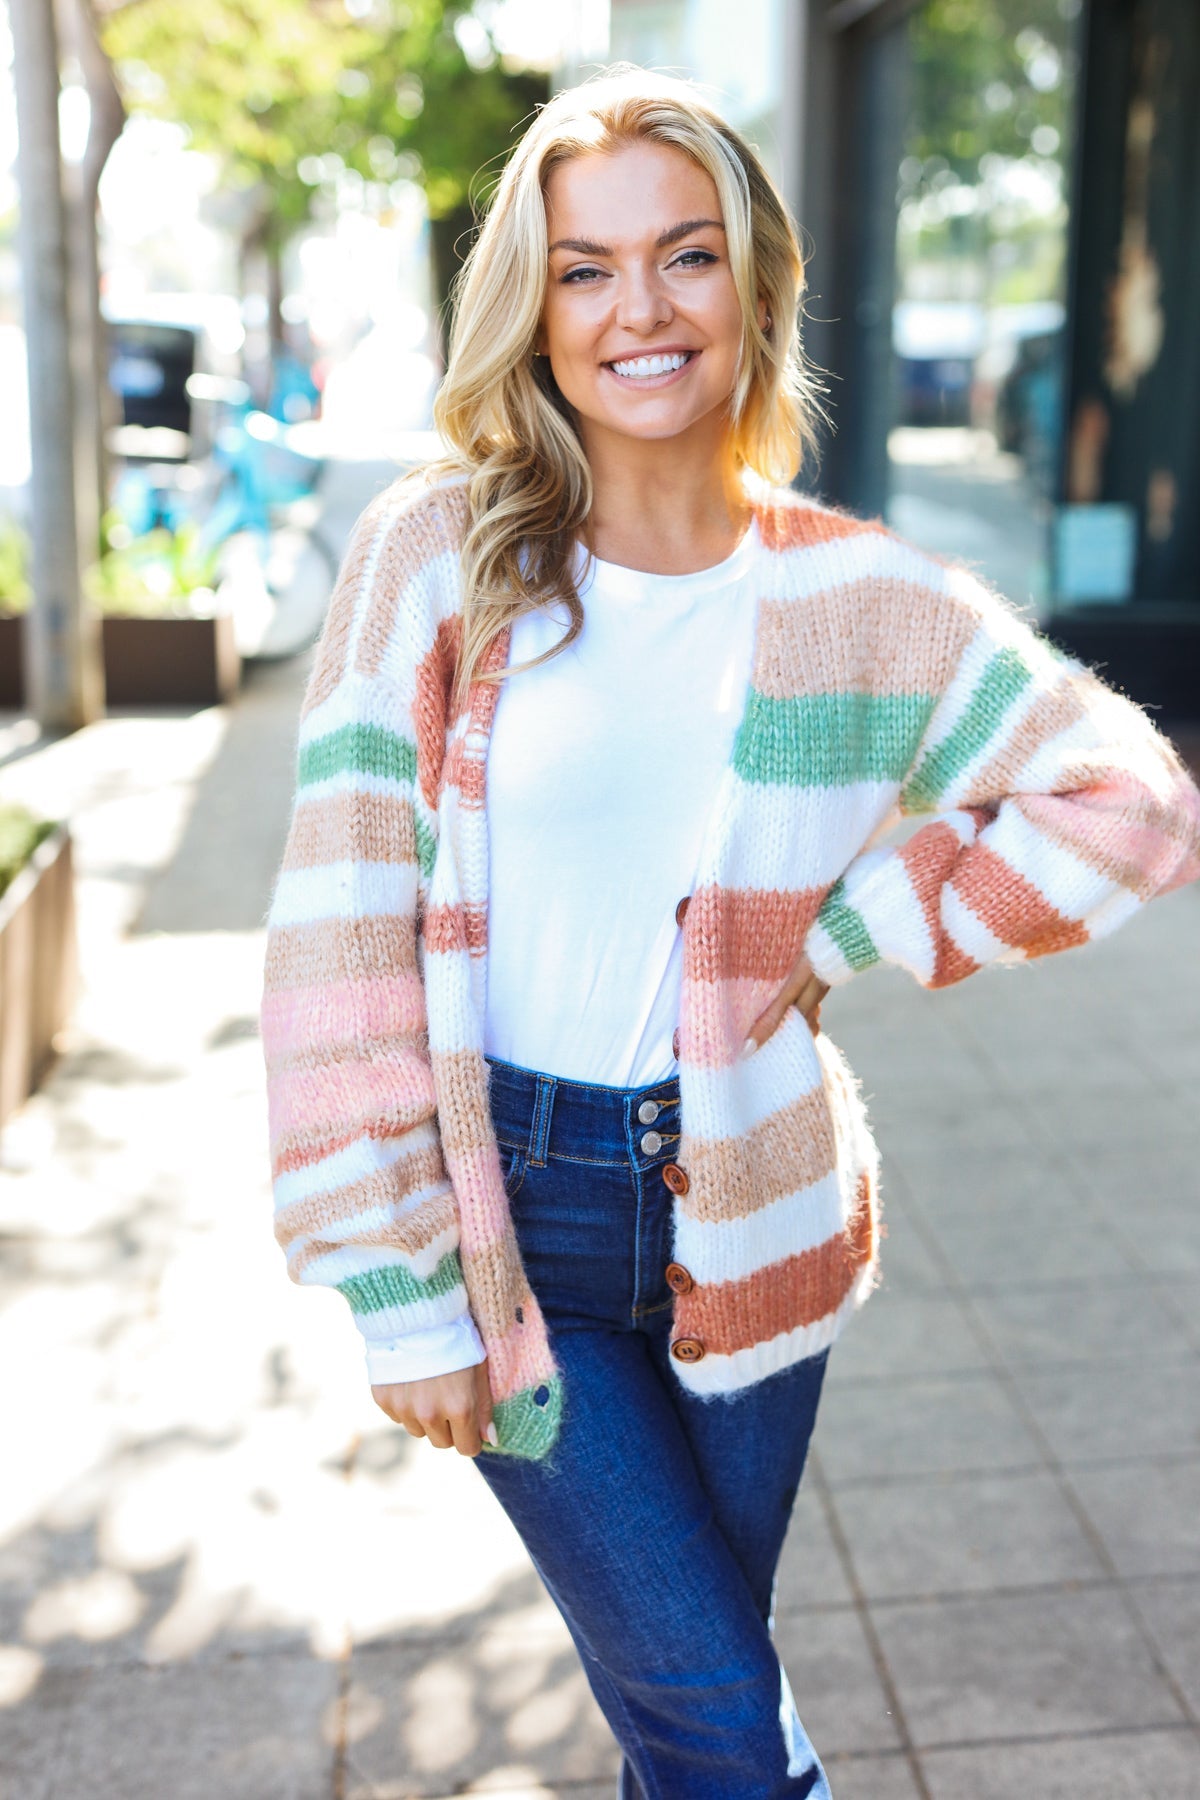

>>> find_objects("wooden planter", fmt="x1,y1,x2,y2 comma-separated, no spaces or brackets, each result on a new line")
0,611,240,708
0,824,77,1129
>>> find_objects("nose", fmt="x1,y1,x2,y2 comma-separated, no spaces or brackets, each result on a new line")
615,260,673,335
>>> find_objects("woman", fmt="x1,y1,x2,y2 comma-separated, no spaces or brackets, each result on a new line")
260,69,1200,1799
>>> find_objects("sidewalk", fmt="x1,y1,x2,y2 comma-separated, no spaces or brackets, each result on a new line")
1,461,1198,1798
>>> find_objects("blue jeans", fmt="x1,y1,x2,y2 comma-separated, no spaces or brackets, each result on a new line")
475,1053,833,1800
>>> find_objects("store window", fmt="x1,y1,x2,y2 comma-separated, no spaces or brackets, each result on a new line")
886,0,1084,621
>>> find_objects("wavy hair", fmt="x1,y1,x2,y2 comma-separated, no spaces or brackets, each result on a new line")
428,66,829,708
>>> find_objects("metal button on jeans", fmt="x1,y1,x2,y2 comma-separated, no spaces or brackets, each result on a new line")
640,1130,663,1155
638,1099,660,1125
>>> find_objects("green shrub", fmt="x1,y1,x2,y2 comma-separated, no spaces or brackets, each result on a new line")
86,520,221,618
0,515,31,612
0,802,58,901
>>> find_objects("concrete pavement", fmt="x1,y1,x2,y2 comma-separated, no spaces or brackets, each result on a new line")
1,458,1198,1798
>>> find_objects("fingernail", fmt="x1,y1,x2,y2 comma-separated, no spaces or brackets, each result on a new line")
484,1423,498,1446
741,1037,757,1059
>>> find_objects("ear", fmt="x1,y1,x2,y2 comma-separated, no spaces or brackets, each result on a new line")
756,296,770,335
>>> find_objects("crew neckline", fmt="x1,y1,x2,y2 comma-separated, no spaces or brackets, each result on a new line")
575,516,759,601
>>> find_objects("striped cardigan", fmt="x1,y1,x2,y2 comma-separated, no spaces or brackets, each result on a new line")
261,470,1200,1461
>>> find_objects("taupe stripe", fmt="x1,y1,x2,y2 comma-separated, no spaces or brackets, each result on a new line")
356,483,469,679
965,679,1087,806
678,1085,837,1224
431,1046,496,1160
286,1184,460,1281
264,914,417,990
461,1231,535,1340
302,499,386,715
282,789,419,873
274,1143,449,1247
754,577,978,702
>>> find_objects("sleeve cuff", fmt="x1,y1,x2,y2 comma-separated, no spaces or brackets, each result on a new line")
364,1313,487,1386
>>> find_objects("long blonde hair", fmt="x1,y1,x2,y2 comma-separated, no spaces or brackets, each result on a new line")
429,66,828,707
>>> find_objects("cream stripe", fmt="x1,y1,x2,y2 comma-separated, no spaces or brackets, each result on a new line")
270,860,419,927
671,1169,844,1285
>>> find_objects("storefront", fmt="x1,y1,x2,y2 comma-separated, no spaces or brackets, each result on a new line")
585,0,1200,718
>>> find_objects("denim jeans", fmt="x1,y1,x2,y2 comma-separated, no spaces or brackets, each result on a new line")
474,1053,833,1800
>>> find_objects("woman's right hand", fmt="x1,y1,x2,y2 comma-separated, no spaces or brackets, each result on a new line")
371,1358,497,1457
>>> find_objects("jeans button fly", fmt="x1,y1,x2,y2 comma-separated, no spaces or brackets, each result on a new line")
640,1130,663,1155
638,1099,661,1125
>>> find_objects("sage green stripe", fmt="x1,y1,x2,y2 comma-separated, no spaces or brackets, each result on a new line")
901,644,1033,813
733,691,936,788
299,722,417,789
414,813,437,881
338,1249,463,1318
816,876,880,974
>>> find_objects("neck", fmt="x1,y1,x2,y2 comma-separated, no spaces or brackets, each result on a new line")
579,418,751,575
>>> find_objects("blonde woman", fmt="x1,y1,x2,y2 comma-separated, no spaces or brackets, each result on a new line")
261,70,1200,1798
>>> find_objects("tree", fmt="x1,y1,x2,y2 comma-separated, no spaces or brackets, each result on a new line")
96,0,546,338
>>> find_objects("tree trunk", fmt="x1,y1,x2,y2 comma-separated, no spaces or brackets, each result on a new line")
63,0,126,553
10,0,104,730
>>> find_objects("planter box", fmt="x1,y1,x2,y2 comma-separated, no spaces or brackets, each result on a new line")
0,611,240,708
0,824,77,1129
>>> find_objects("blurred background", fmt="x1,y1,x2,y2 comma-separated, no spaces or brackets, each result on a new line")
1,5,1198,1798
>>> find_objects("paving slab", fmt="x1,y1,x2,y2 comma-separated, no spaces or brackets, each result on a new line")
775,1485,856,1613
824,1289,991,1384
826,1469,1105,1601
775,1604,904,1757
1064,1458,1200,1581
48,1653,340,1800
871,1587,1185,1748
816,1372,1043,1487
343,1631,619,1798
1010,1359,1200,1465
969,1276,1197,1368
920,1726,1200,1798
1130,1576,1200,1716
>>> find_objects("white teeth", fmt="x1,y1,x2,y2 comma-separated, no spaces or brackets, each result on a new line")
610,351,691,379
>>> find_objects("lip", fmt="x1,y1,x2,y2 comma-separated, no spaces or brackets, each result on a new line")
603,347,700,388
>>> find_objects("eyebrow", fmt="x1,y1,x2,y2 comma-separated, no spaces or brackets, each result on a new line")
547,218,726,256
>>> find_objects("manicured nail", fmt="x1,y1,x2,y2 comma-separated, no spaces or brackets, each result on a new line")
741,1037,757,1059
484,1422,498,1446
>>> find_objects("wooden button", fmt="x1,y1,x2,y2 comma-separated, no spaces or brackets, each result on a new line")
670,1336,705,1363
661,1162,690,1196
665,1261,694,1295
675,896,690,928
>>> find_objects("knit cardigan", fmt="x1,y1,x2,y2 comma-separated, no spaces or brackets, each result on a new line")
260,470,1200,1461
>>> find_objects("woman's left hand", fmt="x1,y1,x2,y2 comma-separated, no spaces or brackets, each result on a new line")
743,951,830,1056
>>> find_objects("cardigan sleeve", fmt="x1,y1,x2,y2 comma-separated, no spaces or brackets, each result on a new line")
803,563,1200,992
260,479,482,1371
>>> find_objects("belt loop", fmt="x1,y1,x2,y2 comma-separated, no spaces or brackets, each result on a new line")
529,1073,556,1167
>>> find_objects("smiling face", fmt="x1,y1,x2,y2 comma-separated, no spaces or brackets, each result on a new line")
539,139,754,461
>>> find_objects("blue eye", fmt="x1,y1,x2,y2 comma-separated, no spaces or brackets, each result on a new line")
672,250,718,269
561,266,604,284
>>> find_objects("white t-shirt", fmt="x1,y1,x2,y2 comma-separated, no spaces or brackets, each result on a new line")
483,521,760,1086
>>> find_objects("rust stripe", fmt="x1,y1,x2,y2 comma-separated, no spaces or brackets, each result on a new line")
673,1188,874,1356
683,886,827,984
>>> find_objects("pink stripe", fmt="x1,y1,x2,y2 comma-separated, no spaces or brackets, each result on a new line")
261,974,426,1054
678,975,785,1068
444,1143,513,1252
486,1310,559,1402
268,1058,437,1141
